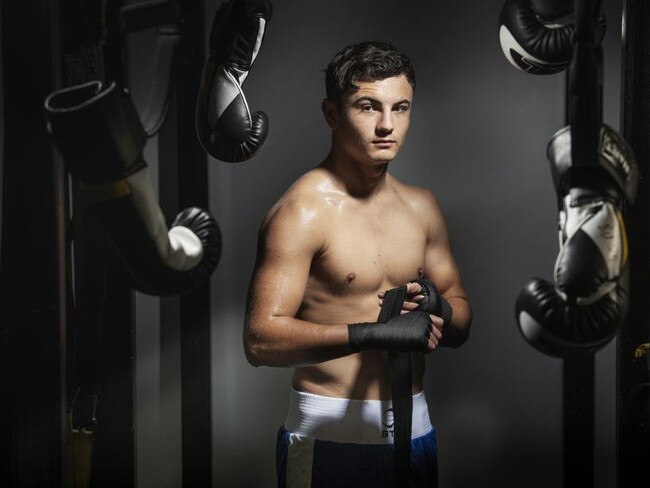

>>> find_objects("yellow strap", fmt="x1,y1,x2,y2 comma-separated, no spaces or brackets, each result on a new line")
66,411,94,488
79,179,131,202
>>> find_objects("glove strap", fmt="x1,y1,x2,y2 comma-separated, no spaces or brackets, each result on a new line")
379,285,415,487
120,0,181,137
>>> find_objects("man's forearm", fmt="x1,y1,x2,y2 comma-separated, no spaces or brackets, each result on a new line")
246,307,438,367
439,296,472,348
244,316,353,368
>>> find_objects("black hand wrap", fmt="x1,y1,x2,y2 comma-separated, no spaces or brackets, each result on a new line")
380,284,420,488
347,280,447,487
413,278,453,326
348,309,431,353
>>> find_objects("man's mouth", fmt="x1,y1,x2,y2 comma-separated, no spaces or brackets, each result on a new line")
372,140,396,148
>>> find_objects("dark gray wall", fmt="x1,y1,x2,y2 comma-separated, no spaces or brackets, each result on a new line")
128,1,625,487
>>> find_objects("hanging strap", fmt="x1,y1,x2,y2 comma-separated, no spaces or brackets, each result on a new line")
119,0,181,136
378,285,414,488
569,0,602,170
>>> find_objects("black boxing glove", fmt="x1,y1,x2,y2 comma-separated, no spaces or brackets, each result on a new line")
498,0,606,74
348,310,431,353
196,0,272,162
45,80,222,296
515,125,638,357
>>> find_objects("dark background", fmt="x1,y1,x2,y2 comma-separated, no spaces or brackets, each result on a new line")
0,0,626,487
130,0,624,487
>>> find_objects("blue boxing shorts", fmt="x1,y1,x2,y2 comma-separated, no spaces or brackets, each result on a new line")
276,389,438,488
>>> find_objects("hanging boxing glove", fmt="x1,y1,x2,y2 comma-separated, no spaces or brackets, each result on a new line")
515,124,638,357
45,80,221,296
196,0,272,162
498,0,606,74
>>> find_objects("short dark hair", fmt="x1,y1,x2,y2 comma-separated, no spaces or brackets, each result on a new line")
325,41,416,102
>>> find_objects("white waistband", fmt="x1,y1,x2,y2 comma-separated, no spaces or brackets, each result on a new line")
283,389,432,445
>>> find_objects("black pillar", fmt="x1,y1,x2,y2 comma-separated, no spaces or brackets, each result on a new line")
0,1,65,486
618,1,650,487
158,1,212,486
563,356,595,487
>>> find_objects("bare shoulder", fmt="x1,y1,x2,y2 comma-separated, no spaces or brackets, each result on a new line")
264,167,332,226
389,175,444,221
260,168,335,253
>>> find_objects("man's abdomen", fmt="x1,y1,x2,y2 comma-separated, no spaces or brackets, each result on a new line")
292,351,425,401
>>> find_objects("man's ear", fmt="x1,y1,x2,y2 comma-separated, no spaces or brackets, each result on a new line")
322,98,339,130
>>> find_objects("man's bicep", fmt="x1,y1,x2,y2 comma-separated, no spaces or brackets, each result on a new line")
423,241,465,298
246,203,323,322
421,195,467,299
248,248,313,320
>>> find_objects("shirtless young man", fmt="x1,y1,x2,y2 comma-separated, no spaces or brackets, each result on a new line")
243,41,472,487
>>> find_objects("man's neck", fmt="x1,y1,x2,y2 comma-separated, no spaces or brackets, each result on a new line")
321,150,389,199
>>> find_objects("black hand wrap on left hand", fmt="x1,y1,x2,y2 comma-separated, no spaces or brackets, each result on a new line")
412,278,453,326
415,278,468,349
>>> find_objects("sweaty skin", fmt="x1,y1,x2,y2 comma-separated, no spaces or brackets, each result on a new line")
244,75,472,400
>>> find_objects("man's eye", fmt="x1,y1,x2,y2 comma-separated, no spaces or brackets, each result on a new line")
360,105,374,112
394,105,409,113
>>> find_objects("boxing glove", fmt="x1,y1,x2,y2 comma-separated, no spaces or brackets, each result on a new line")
196,0,272,162
45,80,221,296
515,124,638,357
498,0,606,74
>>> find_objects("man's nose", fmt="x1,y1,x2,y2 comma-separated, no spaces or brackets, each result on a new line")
376,110,394,133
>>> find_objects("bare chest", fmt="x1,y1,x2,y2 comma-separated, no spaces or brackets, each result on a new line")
312,206,427,294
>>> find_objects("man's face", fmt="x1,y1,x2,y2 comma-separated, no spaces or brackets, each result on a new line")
324,74,413,166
